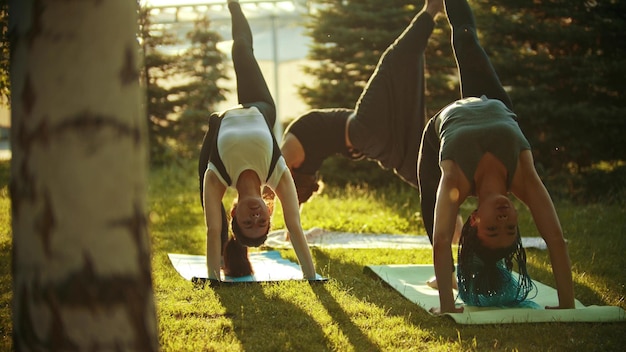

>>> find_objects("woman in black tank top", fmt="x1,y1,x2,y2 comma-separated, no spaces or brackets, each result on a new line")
279,0,443,202
269,0,466,244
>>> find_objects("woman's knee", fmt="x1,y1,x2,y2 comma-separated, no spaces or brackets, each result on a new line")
231,39,252,59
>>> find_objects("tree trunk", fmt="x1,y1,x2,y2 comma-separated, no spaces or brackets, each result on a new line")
10,0,158,350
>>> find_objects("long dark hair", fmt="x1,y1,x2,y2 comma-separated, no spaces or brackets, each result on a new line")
222,235,253,277
222,195,273,277
229,195,272,246
456,213,536,306
222,213,270,278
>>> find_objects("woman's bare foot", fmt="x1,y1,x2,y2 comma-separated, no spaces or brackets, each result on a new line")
426,273,458,290
425,0,444,18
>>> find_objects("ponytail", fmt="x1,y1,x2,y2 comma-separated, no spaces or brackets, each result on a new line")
222,236,253,277
221,200,273,277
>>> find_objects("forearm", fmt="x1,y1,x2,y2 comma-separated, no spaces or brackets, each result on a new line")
286,221,316,279
520,165,575,308
548,241,575,308
433,244,456,312
206,228,222,280
275,172,316,279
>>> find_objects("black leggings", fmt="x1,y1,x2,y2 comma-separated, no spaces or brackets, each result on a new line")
446,0,512,108
348,10,435,187
419,0,512,241
230,1,276,124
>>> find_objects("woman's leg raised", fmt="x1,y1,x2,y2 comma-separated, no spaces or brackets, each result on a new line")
229,1,276,124
349,3,439,172
445,0,512,108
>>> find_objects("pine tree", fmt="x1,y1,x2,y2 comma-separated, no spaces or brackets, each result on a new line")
175,15,229,159
300,0,626,196
298,0,456,187
138,6,182,164
301,0,434,108
470,0,626,173
138,7,227,164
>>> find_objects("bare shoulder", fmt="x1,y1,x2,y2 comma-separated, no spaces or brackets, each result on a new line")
440,160,470,201
514,151,541,179
511,150,543,201
280,132,305,169
204,169,227,193
440,159,460,175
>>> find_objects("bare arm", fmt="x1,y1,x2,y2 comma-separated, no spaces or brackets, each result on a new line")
513,151,575,309
203,170,227,280
274,170,317,279
280,132,305,169
273,133,306,238
431,161,465,313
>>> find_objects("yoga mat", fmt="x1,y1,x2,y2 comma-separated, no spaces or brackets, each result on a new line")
266,228,549,250
168,250,326,283
365,264,626,324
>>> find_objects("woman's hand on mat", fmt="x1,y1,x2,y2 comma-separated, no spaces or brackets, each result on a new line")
545,305,570,310
429,306,464,315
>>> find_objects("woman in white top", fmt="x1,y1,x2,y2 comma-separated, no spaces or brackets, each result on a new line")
198,0,315,281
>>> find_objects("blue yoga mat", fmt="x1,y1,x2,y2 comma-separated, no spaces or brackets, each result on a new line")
168,250,326,283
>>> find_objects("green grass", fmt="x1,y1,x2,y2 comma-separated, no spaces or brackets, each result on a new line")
1,159,625,351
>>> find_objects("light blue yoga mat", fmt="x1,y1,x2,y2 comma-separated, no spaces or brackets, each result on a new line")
168,250,326,283
366,264,626,324
265,228,550,250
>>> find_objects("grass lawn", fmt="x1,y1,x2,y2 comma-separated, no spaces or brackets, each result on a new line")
1,159,625,351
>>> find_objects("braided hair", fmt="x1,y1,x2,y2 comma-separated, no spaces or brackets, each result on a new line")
456,213,537,306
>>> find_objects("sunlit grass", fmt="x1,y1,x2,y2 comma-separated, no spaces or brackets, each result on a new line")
1,159,625,351
274,185,421,235
0,160,10,350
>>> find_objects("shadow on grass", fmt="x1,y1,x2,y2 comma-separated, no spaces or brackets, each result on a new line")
148,188,206,256
525,249,620,309
306,248,626,351
211,282,330,350
308,282,382,350
309,249,462,345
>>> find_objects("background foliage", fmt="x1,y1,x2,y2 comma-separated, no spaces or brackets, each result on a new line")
299,0,626,202
138,7,228,165
0,0,624,201
471,0,626,202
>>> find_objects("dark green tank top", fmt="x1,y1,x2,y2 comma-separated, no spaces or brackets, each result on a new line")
435,96,531,194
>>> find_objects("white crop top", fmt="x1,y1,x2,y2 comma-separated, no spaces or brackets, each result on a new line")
207,106,287,190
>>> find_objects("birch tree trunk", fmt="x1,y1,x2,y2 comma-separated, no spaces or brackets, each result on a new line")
10,0,158,350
